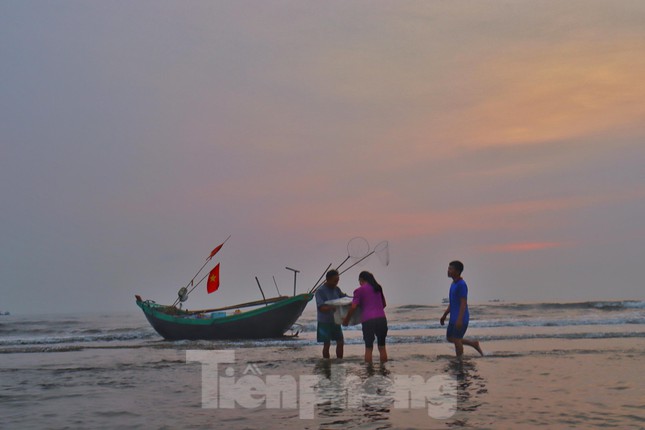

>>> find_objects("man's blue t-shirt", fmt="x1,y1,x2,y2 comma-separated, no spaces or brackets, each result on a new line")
449,279,469,325
315,283,346,323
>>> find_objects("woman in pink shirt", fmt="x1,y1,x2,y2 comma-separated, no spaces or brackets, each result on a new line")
342,271,388,363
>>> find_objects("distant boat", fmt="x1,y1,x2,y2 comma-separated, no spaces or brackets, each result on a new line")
135,294,312,340
442,297,450,304
0,311,9,316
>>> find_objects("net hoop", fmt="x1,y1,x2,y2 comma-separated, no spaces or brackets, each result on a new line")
347,236,370,263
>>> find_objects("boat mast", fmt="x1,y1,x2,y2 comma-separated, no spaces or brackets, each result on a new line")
285,266,300,296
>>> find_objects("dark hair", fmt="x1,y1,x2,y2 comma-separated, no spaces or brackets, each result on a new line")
449,260,464,274
359,271,383,294
326,269,340,280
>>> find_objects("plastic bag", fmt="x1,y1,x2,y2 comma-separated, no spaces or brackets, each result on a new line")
324,297,362,326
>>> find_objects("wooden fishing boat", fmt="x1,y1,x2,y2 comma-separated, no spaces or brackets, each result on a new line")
135,293,313,340
135,237,387,340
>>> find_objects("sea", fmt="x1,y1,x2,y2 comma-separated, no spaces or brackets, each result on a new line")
1,300,643,429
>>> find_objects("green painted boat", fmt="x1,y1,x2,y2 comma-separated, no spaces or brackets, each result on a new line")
135,293,313,340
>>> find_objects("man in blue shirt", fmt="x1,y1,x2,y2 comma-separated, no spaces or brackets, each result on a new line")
440,261,483,358
315,269,346,358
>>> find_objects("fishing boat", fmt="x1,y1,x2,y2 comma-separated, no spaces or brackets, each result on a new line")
135,237,319,340
135,237,388,340
135,293,312,340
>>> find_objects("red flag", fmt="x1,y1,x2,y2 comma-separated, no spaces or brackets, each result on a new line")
209,242,225,259
207,264,220,294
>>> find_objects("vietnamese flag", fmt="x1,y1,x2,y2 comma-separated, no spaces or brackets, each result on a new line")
208,242,224,260
207,264,220,294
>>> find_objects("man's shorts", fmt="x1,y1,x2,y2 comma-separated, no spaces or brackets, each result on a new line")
446,321,468,340
362,317,388,348
317,322,344,343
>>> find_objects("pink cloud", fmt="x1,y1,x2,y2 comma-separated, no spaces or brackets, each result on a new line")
482,241,568,253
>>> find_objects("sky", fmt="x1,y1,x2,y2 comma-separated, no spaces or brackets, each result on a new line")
2,1,644,314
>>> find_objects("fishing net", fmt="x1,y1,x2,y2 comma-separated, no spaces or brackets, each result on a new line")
373,240,390,266
347,236,371,263
311,238,390,293
338,238,390,274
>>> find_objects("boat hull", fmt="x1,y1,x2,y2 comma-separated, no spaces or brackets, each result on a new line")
136,294,313,340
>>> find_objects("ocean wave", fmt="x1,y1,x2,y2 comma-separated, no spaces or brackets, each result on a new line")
2,330,643,354
394,304,435,311
1,300,642,353
1,323,153,338
356,331,645,345
0,345,86,354
470,316,645,328
502,300,645,312
0,330,156,347
332,316,645,332
269,313,645,335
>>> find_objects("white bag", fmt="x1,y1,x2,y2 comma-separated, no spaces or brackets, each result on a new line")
325,297,362,326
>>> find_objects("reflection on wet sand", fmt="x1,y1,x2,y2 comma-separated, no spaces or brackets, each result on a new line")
309,358,487,429
313,360,393,429
443,359,487,427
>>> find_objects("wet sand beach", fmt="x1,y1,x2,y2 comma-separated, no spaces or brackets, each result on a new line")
1,301,643,429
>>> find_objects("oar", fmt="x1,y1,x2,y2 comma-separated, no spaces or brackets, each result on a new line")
335,255,351,272
310,251,376,295
310,237,370,293
309,250,368,294
272,276,281,296
309,263,332,294
255,277,268,305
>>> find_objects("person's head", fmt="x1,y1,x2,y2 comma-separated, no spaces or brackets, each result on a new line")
448,260,464,279
359,271,382,293
325,269,340,287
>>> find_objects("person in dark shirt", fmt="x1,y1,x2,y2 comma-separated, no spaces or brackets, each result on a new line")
315,269,347,358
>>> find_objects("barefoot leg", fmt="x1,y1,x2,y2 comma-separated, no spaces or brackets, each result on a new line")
462,339,483,356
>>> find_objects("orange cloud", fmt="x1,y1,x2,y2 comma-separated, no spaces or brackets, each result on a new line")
264,193,581,242
481,241,568,253
263,185,639,244
387,37,645,162
458,38,645,148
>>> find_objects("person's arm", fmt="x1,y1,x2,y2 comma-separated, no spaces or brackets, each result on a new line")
342,303,358,326
455,297,467,329
316,290,334,313
440,305,450,326
343,288,360,325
